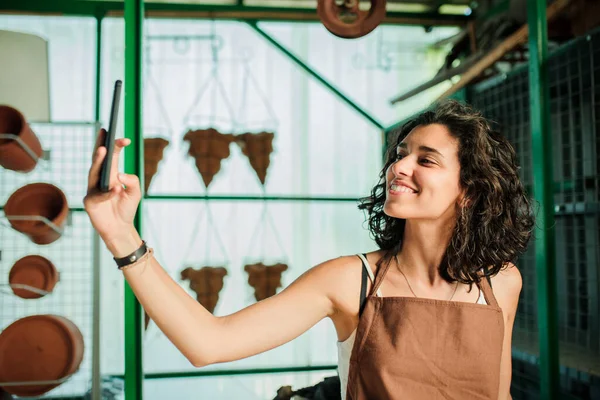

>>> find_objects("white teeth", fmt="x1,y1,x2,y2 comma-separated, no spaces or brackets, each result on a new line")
391,184,416,193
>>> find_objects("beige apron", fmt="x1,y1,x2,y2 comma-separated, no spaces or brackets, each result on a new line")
346,260,504,400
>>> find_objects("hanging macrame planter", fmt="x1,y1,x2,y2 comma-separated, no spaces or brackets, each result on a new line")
183,128,235,188
235,131,274,186
244,262,288,302
180,266,228,313
317,0,387,39
144,138,169,193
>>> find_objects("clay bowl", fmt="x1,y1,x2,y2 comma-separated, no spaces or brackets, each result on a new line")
4,183,69,245
9,255,59,299
0,315,84,397
0,105,43,172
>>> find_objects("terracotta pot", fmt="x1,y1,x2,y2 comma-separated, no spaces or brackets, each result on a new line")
244,262,288,302
0,315,85,397
180,266,228,313
4,183,69,245
144,138,169,193
9,255,59,299
183,128,235,188
317,0,387,39
235,132,274,185
0,105,43,172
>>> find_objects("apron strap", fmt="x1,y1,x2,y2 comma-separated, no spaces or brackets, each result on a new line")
369,256,392,296
478,268,499,308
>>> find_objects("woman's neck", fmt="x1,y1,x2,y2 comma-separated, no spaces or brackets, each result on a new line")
396,219,454,287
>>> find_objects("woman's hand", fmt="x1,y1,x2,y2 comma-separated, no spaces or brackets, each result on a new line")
83,129,143,257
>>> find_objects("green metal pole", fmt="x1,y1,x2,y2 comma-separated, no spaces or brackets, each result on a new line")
124,0,144,399
246,21,385,131
526,0,559,398
92,12,105,400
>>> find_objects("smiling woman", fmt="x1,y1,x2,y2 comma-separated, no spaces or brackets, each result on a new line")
83,98,533,400
360,100,535,284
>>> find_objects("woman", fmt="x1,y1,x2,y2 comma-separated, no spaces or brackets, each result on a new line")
84,100,534,400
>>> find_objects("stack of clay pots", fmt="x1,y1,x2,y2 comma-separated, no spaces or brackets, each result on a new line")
0,105,82,396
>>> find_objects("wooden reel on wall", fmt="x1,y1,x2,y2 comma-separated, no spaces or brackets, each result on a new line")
317,0,387,39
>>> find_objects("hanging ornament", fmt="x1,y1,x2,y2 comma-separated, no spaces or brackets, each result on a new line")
235,131,274,186
317,0,387,39
181,266,228,314
144,138,169,193
244,262,288,302
183,128,235,188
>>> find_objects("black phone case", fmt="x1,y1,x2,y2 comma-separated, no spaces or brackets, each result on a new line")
98,80,122,192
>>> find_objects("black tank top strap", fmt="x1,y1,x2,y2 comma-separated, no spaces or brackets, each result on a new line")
358,254,369,316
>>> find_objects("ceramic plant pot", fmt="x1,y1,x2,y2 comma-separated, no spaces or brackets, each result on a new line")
144,137,169,193
317,0,387,39
9,255,59,299
0,315,84,397
235,132,274,186
244,262,288,302
4,183,69,245
180,266,228,314
0,105,43,172
183,128,235,188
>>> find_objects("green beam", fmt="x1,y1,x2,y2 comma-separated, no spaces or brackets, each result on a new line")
145,194,360,202
247,21,384,131
0,0,471,25
124,0,144,399
526,0,560,398
109,364,338,380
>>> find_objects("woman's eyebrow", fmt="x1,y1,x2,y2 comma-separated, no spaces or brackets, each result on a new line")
397,143,445,159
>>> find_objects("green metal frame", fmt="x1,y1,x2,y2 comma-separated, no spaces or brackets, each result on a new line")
246,21,384,131
526,0,559,398
0,0,471,25
124,0,145,399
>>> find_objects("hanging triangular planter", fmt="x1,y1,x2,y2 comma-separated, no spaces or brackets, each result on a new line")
144,137,169,193
180,266,228,314
244,262,288,302
183,128,235,188
235,131,274,186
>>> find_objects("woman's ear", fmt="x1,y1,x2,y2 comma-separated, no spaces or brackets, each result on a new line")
459,192,471,208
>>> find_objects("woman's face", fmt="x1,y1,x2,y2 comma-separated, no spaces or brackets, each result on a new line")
384,123,464,222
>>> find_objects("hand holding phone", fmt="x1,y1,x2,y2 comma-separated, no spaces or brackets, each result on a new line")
98,80,122,192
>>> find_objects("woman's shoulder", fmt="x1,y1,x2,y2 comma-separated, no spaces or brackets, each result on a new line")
489,262,522,316
310,250,384,315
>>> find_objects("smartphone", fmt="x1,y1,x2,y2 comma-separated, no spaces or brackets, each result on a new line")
98,80,122,192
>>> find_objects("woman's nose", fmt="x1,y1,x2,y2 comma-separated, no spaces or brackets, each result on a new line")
391,156,413,177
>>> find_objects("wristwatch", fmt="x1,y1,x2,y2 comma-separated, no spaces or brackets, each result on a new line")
114,240,147,269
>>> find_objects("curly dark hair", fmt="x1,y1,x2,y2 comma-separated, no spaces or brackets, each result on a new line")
359,100,535,284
